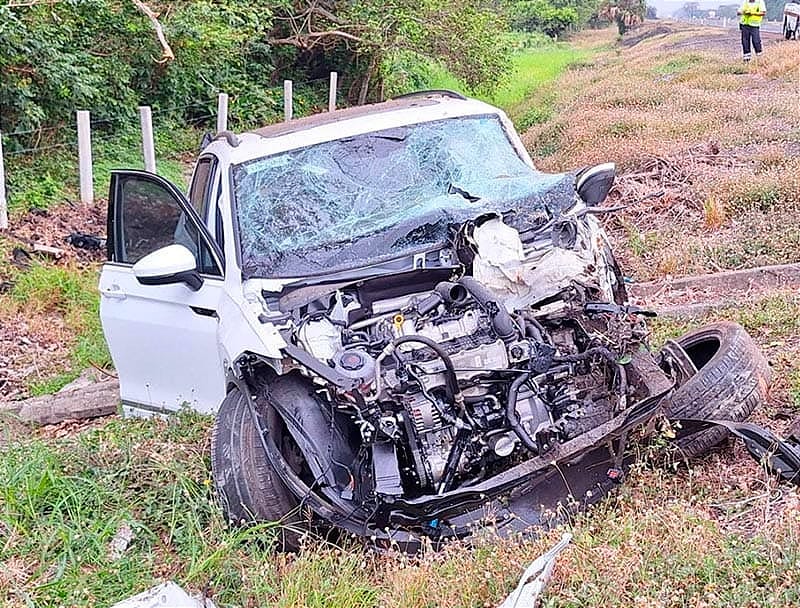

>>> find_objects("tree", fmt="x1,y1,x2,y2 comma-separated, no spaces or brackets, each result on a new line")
645,4,657,18
765,0,786,20
680,2,700,18
267,0,511,102
717,4,739,19
598,0,646,34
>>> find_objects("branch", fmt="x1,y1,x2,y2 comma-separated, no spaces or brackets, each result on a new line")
269,29,366,50
131,0,174,63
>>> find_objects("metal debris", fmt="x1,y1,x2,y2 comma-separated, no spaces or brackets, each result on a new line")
498,532,572,608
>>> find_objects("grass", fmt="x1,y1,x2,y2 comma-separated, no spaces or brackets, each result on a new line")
424,35,588,129
3,122,197,217
520,22,800,281
485,44,587,117
3,411,800,607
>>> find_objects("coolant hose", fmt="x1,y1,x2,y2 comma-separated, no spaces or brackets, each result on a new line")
392,335,462,407
457,276,517,341
506,372,539,453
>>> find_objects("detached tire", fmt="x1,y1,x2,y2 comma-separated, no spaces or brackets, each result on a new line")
661,321,771,458
211,385,299,548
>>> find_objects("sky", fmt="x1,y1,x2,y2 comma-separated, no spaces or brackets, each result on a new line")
648,0,739,17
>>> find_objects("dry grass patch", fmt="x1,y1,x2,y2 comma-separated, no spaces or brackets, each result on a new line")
523,22,800,280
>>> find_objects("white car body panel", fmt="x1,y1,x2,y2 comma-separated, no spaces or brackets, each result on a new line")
100,263,227,414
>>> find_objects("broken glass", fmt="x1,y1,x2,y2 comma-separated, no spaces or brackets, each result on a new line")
232,115,575,278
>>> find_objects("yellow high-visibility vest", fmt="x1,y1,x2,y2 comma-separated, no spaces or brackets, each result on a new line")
740,0,766,26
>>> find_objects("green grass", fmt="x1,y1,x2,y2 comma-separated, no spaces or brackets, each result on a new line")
652,53,706,75
485,45,586,114
4,123,199,216
423,38,588,129
647,291,800,349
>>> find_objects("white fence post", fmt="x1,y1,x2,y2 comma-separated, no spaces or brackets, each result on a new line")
0,132,7,230
216,93,229,133
139,106,156,173
77,110,94,205
328,72,338,112
284,80,293,122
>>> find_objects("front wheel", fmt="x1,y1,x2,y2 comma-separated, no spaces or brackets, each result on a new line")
660,322,772,458
211,384,300,548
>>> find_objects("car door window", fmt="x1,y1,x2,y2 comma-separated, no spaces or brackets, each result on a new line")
188,156,215,222
113,174,221,276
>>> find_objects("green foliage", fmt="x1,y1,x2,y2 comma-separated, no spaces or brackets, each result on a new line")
507,0,602,36
598,0,647,34
269,0,512,99
0,1,287,137
509,0,581,37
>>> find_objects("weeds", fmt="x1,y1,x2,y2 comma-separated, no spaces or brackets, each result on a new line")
3,123,197,217
703,196,726,229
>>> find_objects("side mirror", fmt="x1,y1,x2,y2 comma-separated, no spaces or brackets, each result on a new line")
133,244,203,291
575,163,616,206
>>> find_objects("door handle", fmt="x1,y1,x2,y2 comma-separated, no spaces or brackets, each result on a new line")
101,284,127,300
190,306,218,318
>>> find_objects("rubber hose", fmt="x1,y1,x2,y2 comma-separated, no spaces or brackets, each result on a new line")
435,281,469,305
393,335,461,404
524,319,544,343
437,429,469,494
506,372,539,452
457,276,517,341
553,346,617,364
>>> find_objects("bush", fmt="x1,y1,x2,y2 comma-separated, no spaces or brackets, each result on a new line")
509,0,580,37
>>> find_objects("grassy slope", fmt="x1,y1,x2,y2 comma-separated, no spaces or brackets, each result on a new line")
425,38,588,129
521,23,800,282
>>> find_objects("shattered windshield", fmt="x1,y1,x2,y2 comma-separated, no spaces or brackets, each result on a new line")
232,114,573,278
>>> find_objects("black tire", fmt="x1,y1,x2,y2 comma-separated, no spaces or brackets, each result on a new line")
211,384,300,547
661,321,771,458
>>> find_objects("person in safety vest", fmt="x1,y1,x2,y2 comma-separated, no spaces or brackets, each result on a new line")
738,0,767,61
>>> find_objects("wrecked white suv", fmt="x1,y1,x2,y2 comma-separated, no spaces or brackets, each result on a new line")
99,91,770,548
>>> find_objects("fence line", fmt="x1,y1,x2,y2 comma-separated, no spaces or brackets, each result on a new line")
329,71,338,112
77,111,93,205
284,80,293,122
216,93,229,133
139,106,156,173
0,134,7,230
0,71,342,227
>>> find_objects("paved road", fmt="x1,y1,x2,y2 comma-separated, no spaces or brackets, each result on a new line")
671,16,783,34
